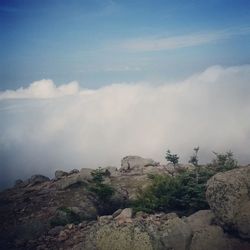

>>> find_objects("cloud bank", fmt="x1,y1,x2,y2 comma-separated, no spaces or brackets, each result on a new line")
1,64,250,188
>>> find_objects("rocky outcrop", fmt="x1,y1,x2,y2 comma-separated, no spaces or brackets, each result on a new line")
206,166,250,239
55,168,93,189
2,158,250,250
26,208,250,250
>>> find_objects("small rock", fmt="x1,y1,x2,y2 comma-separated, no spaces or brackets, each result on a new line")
114,208,133,224
58,230,69,242
15,239,26,247
135,211,149,219
48,226,64,236
98,215,113,224
161,212,178,220
37,244,48,250
67,223,74,229
14,179,24,187
55,170,68,180
69,169,79,175
112,208,123,218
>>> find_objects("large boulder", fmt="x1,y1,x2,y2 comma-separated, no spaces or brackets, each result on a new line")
120,156,159,174
206,166,250,239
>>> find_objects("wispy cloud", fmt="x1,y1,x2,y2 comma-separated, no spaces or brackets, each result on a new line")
119,27,250,52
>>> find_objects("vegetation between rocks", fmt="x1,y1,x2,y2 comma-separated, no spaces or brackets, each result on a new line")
132,150,238,214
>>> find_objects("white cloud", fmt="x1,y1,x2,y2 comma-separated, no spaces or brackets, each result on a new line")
119,27,250,52
1,64,250,188
0,79,80,99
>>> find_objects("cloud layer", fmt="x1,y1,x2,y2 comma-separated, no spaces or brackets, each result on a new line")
1,64,250,188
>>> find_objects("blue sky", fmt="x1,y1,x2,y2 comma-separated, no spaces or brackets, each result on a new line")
1,0,250,90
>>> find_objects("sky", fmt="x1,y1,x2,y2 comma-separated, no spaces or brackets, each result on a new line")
1,0,250,188
1,0,250,89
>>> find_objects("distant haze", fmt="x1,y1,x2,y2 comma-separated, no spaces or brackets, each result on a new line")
1,65,250,189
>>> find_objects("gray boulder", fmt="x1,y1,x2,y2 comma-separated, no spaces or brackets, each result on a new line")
206,166,250,239
96,223,153,250
185,209,250,250
120,156,159,173
185,209,215,232
190,225,230,250
160,217,192,250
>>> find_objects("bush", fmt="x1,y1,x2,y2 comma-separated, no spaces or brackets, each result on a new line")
132,174,180,213
133,167,215,214
133,149,239,214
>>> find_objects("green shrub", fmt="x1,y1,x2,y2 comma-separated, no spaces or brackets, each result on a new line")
133,149,238,214
91,167,109,183
89,167,117,215
210,151,238,172
133,167,214,214
89,183,114,202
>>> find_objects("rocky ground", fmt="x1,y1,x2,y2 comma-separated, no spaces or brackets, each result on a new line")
0,156,249,250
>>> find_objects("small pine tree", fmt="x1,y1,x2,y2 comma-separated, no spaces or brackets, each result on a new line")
189,146,200,183
165,150,179,166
